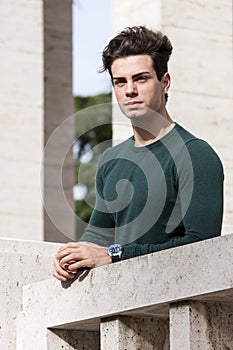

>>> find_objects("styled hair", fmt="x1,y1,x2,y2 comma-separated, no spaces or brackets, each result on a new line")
102,26,173,81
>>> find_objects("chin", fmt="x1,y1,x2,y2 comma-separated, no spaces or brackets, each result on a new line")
123,108,148,120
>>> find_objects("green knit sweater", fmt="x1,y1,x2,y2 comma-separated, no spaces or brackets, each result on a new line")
80,124,224,260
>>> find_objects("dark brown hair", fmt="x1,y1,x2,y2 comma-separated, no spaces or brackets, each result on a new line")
102,26,173,81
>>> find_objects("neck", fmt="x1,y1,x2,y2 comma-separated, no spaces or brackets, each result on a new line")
132,109,175,147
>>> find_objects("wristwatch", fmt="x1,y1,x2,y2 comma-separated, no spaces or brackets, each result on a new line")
106,244,124,263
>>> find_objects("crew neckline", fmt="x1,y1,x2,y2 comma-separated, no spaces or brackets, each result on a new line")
129,123,180,152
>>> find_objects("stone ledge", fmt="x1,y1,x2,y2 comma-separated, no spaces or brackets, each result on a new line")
19,234,233,333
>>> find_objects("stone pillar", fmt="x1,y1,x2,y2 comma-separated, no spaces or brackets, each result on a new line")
0,0,75,242
205,302,233,349
43,0,75,242
100,316,169,350
112,0,233,233
170,301,233,349
170,302,209,349
0,0,44,240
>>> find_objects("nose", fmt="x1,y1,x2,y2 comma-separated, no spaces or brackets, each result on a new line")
125,80,138,97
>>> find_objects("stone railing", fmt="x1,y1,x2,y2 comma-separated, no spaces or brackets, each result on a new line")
1,235,233,349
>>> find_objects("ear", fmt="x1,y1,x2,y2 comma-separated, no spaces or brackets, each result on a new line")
161,72,171,93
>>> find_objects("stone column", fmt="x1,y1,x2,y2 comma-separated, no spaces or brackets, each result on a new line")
170,302,209,349
43,0,75,242
100,316,169,350
0,0,44,240
0,0,75,242
170,301,233,349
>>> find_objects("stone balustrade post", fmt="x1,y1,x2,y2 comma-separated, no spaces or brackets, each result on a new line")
170,301,233,350
100,316,169,350
170,302,209,349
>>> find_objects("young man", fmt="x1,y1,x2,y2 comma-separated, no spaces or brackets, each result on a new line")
53,26,224,281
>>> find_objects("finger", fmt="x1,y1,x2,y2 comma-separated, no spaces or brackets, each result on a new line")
59,252,82,267
78,241,100,248
53,268,76,281
53,259,76,281
53,270,76,282
53,270,67,282
57,242,78,254
56,247,81,261
57,242,79,254
53,260,68,278
68,259,94,271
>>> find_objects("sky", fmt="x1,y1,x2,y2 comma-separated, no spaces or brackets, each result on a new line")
72,0,112,96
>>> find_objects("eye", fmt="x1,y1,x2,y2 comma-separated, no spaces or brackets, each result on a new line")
135,76,147,82
113,78,126,87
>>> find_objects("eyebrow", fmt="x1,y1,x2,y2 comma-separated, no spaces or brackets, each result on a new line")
112,71,151,80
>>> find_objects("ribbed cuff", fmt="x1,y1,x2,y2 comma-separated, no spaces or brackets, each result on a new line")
121,243,137,260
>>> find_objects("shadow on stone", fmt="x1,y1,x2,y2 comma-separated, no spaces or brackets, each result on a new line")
61,268,91,289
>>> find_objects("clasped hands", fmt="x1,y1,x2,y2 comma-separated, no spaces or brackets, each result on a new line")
53,241,112,281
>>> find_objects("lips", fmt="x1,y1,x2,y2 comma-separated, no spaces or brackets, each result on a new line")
125,101,143,106
123,101,144,112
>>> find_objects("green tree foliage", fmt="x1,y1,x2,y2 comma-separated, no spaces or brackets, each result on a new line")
74,93,112,239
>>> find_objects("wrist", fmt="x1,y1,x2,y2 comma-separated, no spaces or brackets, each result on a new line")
106,244,124,263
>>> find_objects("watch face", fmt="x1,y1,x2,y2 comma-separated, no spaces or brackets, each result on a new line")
108,244,122,257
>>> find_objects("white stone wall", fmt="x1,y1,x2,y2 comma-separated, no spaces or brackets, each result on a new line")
112,0,233,233
0,0,44,240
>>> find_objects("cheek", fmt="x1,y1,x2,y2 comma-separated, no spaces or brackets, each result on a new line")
114,90,125,104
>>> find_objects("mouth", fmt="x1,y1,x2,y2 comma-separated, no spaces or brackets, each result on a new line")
124,101,143,109
125,101,143,106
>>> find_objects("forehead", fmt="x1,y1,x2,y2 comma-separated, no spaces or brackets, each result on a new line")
111,55,154,77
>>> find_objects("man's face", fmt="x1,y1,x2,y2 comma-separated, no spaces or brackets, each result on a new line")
111,55,168,119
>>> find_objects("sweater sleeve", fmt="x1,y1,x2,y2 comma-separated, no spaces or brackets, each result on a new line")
79,153,115,247
122,140,224,260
